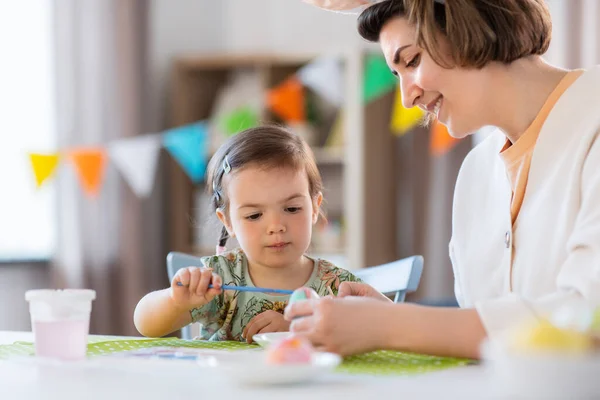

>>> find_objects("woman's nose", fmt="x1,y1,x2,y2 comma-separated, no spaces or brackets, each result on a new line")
400,77,423,109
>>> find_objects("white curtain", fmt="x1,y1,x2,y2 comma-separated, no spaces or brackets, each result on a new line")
545,0,600,69
52,0,165,335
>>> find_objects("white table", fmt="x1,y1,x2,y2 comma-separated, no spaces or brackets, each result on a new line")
0,330,498,400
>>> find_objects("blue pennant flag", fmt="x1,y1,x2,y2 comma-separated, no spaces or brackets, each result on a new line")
163,122,209,183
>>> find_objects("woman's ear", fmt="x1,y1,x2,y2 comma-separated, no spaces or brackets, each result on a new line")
216,209,235,238
312,192,323,224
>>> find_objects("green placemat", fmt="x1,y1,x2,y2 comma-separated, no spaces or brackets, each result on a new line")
0,338,472,375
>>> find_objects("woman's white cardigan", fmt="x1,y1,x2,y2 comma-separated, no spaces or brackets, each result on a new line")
450,66,600,340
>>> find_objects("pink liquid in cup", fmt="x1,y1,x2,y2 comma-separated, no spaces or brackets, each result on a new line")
26,289,96,361
32,319,90,361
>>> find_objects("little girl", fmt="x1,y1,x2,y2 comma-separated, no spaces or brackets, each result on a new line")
134,125,360,342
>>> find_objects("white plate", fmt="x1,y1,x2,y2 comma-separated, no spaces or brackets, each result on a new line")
252,331,293,348
215,350,341,385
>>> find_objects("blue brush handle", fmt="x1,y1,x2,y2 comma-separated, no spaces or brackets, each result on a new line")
176,281,293,295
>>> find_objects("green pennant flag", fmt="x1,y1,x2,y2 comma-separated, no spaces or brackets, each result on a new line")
220,106,259,137
363,54,398,103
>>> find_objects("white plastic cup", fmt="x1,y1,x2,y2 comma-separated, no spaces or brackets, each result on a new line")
25,289,96,361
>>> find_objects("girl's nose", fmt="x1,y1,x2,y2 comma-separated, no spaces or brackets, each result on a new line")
268,219,286,234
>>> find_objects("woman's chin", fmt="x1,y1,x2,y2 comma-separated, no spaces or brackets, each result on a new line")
445,120,474,140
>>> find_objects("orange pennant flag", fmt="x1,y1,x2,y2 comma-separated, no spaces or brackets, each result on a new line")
29,153,60,188
266,77,305,123
430,120,460,156
68,148,107,197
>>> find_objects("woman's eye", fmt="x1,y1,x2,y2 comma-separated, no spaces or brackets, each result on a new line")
245,213,262,221
406,54,421,68
285,207,302,213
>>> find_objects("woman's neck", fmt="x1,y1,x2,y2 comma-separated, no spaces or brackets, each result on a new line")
484,57,569,144
246,255,315,293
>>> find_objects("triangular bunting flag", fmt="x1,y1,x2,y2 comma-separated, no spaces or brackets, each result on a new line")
298,56,344,106
28,153,60,188
325,111,344,148
267,76,306,123
108,134,162,198
163,122,209,183
209,69,264,153
219,106,259,137
430,120,460,156
68,148,107,197
363,54,397,103
390,87,425,135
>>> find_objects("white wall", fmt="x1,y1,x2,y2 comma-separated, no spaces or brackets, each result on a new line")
148,0,226,130
148,0,366,128
223,0,361,53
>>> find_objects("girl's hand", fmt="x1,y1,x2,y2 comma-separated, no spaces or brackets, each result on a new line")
170,267,222,311
242,310,291,344
284,296,394,355
338,282,392,302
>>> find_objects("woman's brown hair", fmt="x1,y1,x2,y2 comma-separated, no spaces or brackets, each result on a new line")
206,125,324,248
358,0,552,68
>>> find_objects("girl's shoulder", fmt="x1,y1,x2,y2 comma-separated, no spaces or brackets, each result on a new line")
313,258,361,283
200,248,246,275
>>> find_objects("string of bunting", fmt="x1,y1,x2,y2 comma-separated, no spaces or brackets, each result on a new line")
27,54,460,199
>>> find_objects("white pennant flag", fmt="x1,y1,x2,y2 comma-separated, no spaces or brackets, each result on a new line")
298,56,344,107
108,134,162,198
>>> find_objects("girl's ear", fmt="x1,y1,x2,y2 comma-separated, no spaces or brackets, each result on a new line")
312,192,323,224
216,209,235,238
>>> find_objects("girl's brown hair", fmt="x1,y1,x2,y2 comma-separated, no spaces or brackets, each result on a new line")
206,125,324,248
358,0,552,68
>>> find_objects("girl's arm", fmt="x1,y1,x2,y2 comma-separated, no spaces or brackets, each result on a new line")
133,266,223,337
133,288,193,338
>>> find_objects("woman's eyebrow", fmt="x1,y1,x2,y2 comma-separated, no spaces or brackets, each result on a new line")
393,44,412,64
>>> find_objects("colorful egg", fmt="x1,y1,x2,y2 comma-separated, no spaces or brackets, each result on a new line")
265,336,314,365
289,287,319,304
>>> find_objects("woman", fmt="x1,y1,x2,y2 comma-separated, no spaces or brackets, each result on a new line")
285,0,600,359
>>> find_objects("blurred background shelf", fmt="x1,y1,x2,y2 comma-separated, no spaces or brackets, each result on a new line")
167,52,399,271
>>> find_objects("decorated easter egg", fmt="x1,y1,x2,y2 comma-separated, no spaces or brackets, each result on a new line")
510,319,592,354
289,287,319,305
265,335,314,365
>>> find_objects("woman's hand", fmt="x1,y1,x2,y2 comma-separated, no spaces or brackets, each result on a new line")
284,296,395,355
338,282,393,302
242,310,291,344
169,266,222,311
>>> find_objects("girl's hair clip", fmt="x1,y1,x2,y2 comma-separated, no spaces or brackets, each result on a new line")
223,155,231,174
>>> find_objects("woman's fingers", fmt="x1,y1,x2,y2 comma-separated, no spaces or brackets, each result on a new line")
284,299,316,321
289,314,314,333
338,281,366,297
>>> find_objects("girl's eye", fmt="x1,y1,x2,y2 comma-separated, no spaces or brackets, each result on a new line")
245,213,262,221
285,207,302,213
406,54,421,68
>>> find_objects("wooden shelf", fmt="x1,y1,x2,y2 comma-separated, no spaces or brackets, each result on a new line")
313,147,344,165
